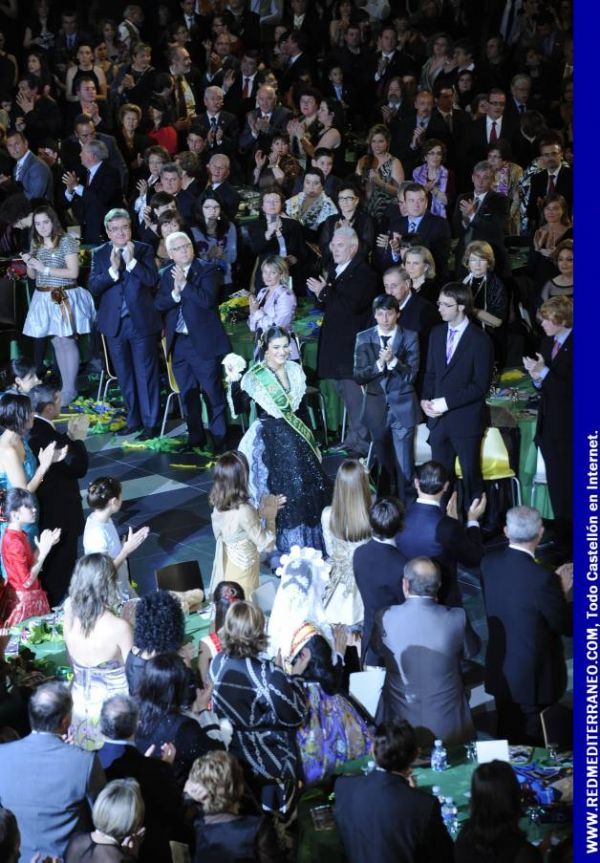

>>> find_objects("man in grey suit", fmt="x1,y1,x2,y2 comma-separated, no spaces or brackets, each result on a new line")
354,293,420,501
0,682,105,862
0,130,53,200
375,556,480,747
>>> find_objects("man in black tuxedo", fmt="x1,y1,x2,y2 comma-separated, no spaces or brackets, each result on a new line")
432,83,469,171
330,25,375,125
307,227,378,458
383,267,440,397
354,498,407,666
421,282,494,507
385,183,451,280
62,139,124,245
60,115,128,189
222,51,262,120
481,506,572,744
28,385,89,607
452,162,509,277
334,718,453,863
155,232,231,451
159,163,197,223
525,134,573,230
396,461,486,607
88,209,161,439
98,695,185,863
524,296,573,553
354,294,420,500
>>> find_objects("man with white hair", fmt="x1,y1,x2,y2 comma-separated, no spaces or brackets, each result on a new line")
155,232,230,451
481,505,572,744
194,86,240,159
307,227,377,457
62,138,124,244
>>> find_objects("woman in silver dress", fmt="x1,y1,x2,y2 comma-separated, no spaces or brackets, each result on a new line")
21,205,95,406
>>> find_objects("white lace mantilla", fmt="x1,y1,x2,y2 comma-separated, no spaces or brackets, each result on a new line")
241,361,306,416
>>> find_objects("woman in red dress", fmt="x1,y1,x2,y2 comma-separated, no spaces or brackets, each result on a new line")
0,488,60,627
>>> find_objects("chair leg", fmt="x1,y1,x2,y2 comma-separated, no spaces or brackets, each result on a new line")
365,441,374,469
511,476,522,506
161,392,175,437
341,407,347,442
102,378,111,404
97,370,105,402
317,393,328,447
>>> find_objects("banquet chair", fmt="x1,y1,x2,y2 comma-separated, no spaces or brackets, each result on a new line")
97,334,120,403
455,426,522,507
349,668,385,720
540,703,572,752
160,338,185,437
155,560,204,593
530,447,548,507
251,580,278,615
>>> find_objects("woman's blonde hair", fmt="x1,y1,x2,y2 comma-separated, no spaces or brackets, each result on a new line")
329,459,372,542
463,240,495,270
185,752,244,814
92,779,145,844
221,600,268,658
68,553,119,636
261,254,289,282
405,245,436,278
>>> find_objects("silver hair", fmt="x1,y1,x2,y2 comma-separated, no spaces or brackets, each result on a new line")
85,139,108,161
92,779,145,844
403,556,441,597
473,160,492,173
505,506,542,542
332,226,359,246
165,231,193,253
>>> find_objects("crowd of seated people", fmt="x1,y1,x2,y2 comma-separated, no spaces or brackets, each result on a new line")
0,0,574,859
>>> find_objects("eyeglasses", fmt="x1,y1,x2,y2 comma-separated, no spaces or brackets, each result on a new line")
437,301,457,308
170,243,192,252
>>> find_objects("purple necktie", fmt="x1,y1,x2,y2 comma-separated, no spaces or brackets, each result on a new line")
446,327,456,363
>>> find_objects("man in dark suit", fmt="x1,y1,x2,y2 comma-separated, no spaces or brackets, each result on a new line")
396,461,486,606
391,90,450,174
239,84,292,156
421,282,494,507
330,25,375,126
62,139,124,245
222,51,262,120
277,30,319,97
372,26,418,99
193,86,240,161
156,232,231,451
59,115,128,189
225,0,261,50
98,695,185,863
385,183,452,280
14,76,63,153
374,557,480,747
524,296,573,553
481,506,572,744
88,208,161,439
0,683,105,863
354,498,407,666
452,161,510,278
307,227,378,458
159,162,197,223
29,385,89,607
334,718,453,863
1,130,53,201
206,153,241,221
525,134,573,229
354,294,420,500
432,83,470,171
383,266,440,397
462,88,518,184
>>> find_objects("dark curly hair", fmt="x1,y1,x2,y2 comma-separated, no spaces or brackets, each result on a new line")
133,590,185,654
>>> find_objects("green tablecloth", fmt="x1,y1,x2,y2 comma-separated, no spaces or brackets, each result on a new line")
9,611,212,675
297,749,570,862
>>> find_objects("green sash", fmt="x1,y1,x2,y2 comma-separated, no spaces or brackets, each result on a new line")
252,363,321,460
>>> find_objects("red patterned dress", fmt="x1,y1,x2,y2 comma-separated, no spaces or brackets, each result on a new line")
0,528,50,627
